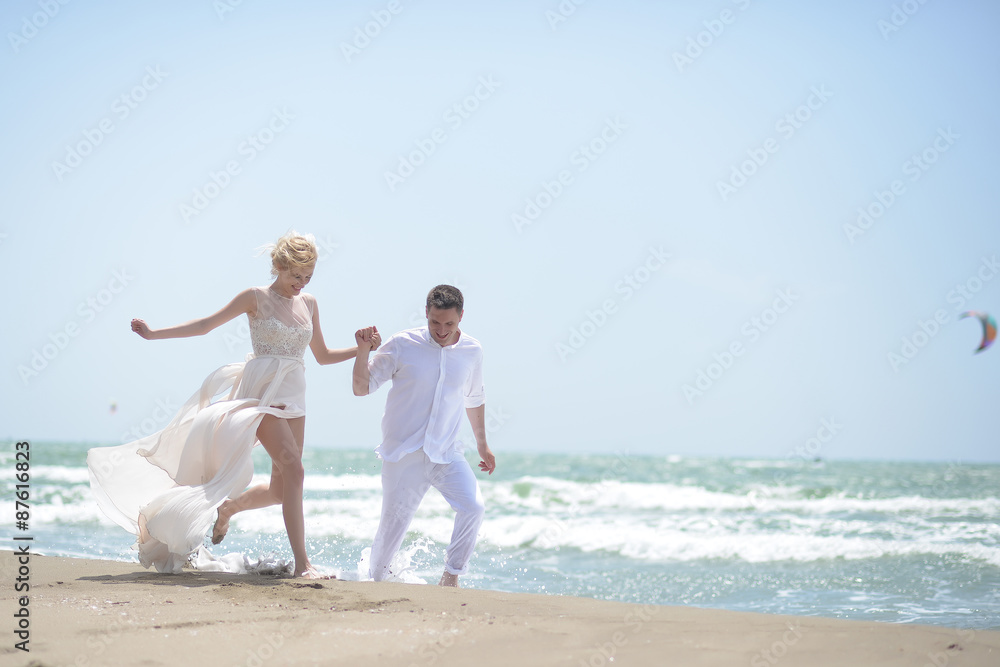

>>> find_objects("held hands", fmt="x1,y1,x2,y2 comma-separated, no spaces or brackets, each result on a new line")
477,442,496,475
355,325,381,351
131,318,154,340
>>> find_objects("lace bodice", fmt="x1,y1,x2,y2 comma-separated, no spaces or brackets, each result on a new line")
249,287,313,358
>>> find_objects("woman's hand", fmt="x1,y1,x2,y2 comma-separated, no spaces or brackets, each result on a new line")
131,318,155,340
355,325,381,351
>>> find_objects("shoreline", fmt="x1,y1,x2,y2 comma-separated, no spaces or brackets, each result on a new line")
2,552,998,666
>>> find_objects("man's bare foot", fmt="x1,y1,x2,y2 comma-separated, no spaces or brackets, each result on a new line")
438,571,459,588
211,506,231,545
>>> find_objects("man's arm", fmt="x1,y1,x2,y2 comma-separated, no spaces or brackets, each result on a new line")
466,405,496,474
352,326,379,395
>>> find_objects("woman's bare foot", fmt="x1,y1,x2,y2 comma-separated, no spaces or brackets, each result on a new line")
211,506,231,545
438,571,459,588
295,564,336,580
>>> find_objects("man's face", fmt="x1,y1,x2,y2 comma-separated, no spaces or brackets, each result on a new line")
426,306,463,346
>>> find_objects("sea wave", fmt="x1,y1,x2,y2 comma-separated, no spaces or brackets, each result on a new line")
485,475,1000,517
477,514,1000,566
18,466,1000,569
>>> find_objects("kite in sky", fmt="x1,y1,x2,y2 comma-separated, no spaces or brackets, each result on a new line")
960,311,996,353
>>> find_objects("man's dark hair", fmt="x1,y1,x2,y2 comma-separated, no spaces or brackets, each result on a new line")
426,284,464,313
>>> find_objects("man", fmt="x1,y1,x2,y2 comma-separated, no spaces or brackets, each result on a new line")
353,284,496,587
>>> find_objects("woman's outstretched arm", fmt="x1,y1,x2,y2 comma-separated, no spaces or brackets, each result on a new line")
131,289,256,340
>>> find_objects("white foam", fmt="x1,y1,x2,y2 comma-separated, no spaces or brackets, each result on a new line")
356,541,434,584
190,546,293,575
477,513,1000,567
25,466,1000,568
303,473,383,493
485,476,1000,518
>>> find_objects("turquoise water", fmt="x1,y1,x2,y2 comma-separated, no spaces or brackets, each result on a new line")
4,441,999,630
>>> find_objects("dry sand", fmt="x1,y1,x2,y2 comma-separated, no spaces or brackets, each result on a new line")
2,552,997,666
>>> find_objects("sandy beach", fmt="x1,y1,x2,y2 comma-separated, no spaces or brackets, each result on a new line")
1,552,996,667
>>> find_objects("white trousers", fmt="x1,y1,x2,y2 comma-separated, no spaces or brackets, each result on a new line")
369,448,485,580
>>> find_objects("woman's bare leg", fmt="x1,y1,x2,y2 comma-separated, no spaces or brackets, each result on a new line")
212,417,304,543
253,414,319,577
212,464,283,544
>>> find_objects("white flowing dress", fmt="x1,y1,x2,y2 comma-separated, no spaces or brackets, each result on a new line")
87,287,314,573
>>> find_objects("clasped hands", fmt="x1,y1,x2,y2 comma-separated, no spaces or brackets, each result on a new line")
355,325,381,351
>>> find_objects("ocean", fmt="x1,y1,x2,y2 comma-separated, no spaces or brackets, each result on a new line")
5,441,999,630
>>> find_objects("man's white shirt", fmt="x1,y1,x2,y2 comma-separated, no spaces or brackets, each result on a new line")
368,327,485,463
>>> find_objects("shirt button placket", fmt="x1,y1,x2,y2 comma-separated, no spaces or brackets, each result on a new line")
426,346,447,439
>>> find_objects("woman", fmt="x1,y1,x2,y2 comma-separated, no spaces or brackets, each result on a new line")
87,232,377,578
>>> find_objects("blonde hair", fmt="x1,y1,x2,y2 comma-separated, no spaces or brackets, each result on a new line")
260,231,318,276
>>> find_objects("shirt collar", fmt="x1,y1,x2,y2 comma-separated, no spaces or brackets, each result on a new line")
423,326,462,348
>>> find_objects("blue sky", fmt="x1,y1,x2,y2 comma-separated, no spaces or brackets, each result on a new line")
3,0,998,462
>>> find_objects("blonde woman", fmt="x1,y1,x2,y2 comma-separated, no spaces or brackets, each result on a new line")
88,232,376,578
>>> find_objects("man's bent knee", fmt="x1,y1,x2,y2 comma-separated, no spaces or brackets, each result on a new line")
458,496,485,521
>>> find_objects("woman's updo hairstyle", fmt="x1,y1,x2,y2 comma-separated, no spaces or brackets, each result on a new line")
262,231,318,276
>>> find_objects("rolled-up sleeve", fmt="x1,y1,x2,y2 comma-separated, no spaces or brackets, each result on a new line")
463,349,485,408
368,338,397,394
